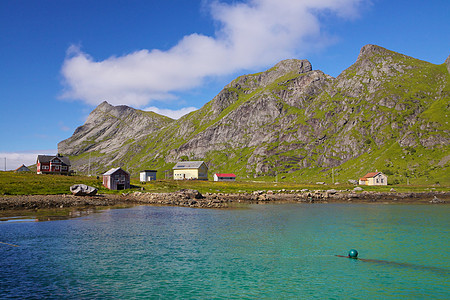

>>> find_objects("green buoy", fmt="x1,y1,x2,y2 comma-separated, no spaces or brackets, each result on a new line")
348,249,358,258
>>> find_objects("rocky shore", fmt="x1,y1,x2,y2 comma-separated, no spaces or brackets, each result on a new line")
0,189,448,211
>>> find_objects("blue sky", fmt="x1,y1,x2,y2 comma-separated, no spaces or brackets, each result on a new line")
1,0,449,170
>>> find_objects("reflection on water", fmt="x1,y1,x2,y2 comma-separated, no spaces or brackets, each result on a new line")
336,255,450,276
0,205,134,222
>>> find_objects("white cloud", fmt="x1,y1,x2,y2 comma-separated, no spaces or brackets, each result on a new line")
0,150,57,171
61,0,364,107
143,106,198,119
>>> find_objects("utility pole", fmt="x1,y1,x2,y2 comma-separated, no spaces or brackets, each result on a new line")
3,157,6,171
332,168,335,184
88,152,91,176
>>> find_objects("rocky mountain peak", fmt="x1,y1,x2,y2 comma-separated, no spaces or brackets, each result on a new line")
86,101,136,124
98,100,112,108
356,44,398,62
225,59,313,91
271,59,312,74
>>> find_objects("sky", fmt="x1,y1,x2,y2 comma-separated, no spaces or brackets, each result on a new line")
1,0,449,170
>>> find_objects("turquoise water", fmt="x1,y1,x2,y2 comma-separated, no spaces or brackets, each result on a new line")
1,204,449,299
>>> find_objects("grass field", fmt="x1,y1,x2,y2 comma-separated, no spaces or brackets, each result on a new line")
0,171,448,196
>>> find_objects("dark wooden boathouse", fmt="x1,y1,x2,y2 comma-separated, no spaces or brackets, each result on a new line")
102,167,130,190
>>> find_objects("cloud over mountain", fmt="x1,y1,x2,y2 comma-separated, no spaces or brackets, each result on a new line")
60,0,364,108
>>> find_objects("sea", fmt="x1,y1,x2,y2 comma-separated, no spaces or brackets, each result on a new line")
0,203,449,299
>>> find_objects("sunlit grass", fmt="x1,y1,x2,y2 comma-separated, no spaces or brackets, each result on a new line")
1,171,448,196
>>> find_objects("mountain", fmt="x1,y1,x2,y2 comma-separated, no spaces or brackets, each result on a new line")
58,45,450,184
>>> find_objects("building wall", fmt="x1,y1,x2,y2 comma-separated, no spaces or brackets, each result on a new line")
173,168,199,180
140,172,156,181
368,174,387,185
173,162,208,180
214,174,236,181
37,162,69,175
103,175,111,189
197,164,208,180
103,170,130,190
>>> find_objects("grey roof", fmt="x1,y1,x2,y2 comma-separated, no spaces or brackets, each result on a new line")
103,167,130,176
172,161,206,170
37,155,71,166
15,164,30,172
140,170,157,173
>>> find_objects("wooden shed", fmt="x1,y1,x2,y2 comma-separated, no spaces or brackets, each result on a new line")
103,167,130,190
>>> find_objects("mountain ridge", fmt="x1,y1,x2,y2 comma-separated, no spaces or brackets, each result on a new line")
58,44,450,184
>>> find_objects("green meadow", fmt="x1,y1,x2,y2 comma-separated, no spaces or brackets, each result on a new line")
0,171,448,196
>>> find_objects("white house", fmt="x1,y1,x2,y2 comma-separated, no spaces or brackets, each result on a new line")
214,173,236,182
140,170,157,182
359,172,388,185
173,161,208,180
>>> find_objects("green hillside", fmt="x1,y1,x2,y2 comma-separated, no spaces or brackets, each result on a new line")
61,45,450,185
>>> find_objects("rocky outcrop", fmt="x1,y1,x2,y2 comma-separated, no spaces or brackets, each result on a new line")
58,101,173,168
1,191,449,211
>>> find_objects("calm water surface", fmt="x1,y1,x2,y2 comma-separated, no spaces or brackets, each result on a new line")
0,204,449,299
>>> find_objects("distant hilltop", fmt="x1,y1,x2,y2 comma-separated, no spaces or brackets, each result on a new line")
58,44,450,184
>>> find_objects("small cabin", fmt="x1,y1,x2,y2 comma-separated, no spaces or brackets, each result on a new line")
103,167,130,190
359,172,388,186
140,170,157,182
214,173,236,182
15,164,31,172
173,161,208,180
36,154,71,175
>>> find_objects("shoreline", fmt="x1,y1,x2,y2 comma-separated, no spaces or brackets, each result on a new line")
0,190,448,211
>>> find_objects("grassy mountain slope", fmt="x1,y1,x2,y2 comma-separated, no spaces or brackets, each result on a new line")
59,45,450,185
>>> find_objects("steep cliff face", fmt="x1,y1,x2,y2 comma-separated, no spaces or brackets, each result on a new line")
58,101,173,168
59,45,450,183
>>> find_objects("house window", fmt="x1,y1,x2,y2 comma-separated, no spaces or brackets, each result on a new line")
376,178,379,183
55,166,60,170
381,178,384,183
43,165,49,170
62,166,67,170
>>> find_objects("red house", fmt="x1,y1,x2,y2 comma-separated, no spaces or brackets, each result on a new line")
103,167,130,190
37,154,71,175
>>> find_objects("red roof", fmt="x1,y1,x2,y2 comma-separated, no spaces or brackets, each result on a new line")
215,173,236,177
360,172,381,180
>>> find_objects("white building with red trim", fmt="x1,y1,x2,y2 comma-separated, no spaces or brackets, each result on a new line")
213,173,236,182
